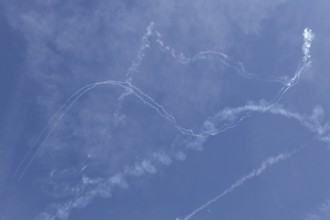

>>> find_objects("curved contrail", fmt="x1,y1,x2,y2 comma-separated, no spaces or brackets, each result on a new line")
18,23,317,220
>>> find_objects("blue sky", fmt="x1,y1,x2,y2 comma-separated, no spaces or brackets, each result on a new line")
1,0,330,220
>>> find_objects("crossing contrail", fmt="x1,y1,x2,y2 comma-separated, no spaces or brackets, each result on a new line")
25,24,319,220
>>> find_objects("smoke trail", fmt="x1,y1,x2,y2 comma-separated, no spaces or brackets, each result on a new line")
302,28,314,63
197,28,316,140
13,22,157,181
12,84,98,180
16,25,314,181
11,84,96,179
201,102,329,142
176,150,298,220
35,150,178,220
273,28,314,103
125,22,155,83
13,76,201,181
28,25,319,220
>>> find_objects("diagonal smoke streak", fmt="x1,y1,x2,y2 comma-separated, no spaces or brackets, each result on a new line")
176,150,298,220
23,24,318,219
36,151,176,220
125,22,155,83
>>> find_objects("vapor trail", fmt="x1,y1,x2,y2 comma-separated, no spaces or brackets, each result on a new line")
125,22,155,83
202,102,329,143
17,25,314,181
12,83,96,180
176,150,298,220
30,24,319,220
14,22,156,181
18,26,314,181
272,28,314,103
16,84,98,181
14,77,200,181
199,27,316,139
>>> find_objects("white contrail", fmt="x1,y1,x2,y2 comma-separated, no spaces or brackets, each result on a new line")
201,102,329,144
13,78,200,181
32,25,320,220
198,28,316,139
176,150,297,220
14,84,98,181
11,83,96,179
273,28,314,103
17,25,315,181
13,22,158,181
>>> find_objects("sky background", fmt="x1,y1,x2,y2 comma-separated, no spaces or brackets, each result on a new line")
1,0,330,220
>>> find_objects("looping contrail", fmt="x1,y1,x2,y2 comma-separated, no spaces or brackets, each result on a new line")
16,23,317,220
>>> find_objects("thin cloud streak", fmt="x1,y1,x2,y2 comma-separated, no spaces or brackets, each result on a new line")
176,150,298,220
304,199,330,220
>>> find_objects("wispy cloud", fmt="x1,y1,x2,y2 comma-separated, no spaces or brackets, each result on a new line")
304,199,330,220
